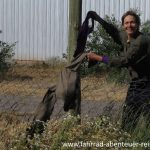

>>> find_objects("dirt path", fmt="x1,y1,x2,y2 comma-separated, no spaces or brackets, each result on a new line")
0,94,123,122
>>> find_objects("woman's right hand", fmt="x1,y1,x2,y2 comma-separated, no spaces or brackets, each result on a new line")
87,52,102,62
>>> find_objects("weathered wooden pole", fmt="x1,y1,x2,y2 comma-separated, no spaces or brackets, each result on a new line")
67,0,82,62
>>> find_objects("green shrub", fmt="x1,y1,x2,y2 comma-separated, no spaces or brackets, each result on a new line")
106,67,130,84
0,41,15,72
141,20,150,36
86,15,121,57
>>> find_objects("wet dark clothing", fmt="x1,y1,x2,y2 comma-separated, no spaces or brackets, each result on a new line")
33,53,87,122
33,11,95,122
26,53,87,138
96,15,150,131
26,12,94,138
73,11,94,57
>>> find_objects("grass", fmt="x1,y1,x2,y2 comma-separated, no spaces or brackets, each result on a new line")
0,63,63,95
1,114,150,150
81,75,127,102
0,114,149,150
0,115,131,150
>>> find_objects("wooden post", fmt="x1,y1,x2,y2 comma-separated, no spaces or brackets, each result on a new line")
67,0,82,62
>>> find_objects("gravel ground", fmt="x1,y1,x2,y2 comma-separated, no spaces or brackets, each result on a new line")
0,94,123,122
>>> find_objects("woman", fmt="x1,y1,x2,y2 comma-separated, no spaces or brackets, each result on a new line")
87,10,150,132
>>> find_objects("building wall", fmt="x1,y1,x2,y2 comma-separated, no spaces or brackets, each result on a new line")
0,0,69,60
82,0,150,22
0,0,150,60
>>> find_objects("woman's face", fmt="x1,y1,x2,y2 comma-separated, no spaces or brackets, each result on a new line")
123,15,138,37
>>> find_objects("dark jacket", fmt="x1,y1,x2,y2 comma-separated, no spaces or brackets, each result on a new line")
33,10,95,122
109,31,150,79
33,53,87,122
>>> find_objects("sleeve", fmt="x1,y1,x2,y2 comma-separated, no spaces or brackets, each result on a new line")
99,18,122,45
95,15,122,45
109,37,149,68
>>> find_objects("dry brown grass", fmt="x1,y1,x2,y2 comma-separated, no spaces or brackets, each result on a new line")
81,75,128,102
0,64,62,97
0,64,128,101
0,114,28,150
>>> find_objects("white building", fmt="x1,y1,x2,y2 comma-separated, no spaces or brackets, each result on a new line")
0,0,150,61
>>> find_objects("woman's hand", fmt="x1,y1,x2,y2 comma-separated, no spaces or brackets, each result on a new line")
87,52,103,62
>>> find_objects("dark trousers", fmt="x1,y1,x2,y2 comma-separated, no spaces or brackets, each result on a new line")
121,79,150,132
